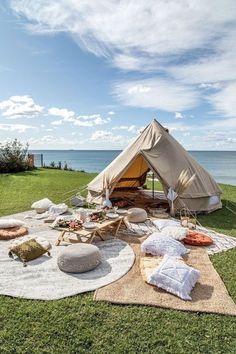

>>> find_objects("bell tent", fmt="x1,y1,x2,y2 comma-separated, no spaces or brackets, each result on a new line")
87,119,222,213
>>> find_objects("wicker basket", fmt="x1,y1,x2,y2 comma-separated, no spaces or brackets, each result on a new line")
180,208,197,228
148,207,169,219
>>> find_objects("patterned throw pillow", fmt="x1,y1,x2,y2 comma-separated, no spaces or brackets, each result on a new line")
9,239,51,266
147,255,200,300
141,233,188,257
153,219,180,231
161,226,188,240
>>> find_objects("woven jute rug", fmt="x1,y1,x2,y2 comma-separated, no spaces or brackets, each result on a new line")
94,235,236,316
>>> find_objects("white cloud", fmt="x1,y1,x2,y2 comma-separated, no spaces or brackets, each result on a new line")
94,116,110,125
199,83,221,89
175,112,184,119
202,131,236,148
48,107,111,127
73,115,110,127
73,119,93,127
170,55,236,85
112,54,144,71
51,119,63,126
48,107,75,120
127,85,151,94
114,78,199,111
108,111,115,115
77,114,99,120
0,123,35,133
205,117,236,130
163,30,236,88
111,54,163,72
10,1,236,62
161,121,190,132
203,131,236,143
27,135,85,148
112,125,140,134
90,130,128,145
40,135,54,142
0,95,44,118
207,82,236,117
162,116,236,135
9,1,236,124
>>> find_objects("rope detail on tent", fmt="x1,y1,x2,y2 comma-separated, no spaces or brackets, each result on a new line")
167,169,196,216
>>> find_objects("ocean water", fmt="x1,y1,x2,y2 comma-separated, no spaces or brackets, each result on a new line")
30,150,236,186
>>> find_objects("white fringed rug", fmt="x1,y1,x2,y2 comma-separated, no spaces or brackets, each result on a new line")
121,219,236,255
0,231,135,300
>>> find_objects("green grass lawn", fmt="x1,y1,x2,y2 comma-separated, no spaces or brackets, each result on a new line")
0,168,96,216
0,169,236,354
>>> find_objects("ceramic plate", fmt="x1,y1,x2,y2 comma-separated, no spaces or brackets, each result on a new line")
83,222,97,229
107,213,119,219
117,209,127,215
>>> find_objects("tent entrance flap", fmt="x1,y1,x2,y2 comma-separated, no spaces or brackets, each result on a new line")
115,154,149,188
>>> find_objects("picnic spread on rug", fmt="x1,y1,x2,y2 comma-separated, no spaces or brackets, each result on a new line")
0,120,235,315
0,198,236,315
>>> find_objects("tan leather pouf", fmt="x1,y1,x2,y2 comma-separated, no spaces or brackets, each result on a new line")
127,208,147,223
0,226,28,240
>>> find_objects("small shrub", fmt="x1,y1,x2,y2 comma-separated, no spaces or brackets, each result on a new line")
50,161,55,168
43,161,73,171
0,139,32,173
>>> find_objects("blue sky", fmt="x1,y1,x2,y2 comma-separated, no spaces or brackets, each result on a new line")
0,0,236,150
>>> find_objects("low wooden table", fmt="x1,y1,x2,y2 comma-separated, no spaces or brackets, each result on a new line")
55,216,128,246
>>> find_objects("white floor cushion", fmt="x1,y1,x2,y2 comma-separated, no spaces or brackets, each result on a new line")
141,233,188,257
153,219,180,231
0,219,24,229
31,198,53,212
161,226,188,240
147,255,200,300
49,203,68,215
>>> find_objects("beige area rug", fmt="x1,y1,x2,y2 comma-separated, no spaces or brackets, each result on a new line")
94,236,236,316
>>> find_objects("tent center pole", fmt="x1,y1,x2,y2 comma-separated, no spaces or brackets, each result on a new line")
152,172,155,199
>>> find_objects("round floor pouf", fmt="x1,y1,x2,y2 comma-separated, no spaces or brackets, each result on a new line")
57,244,102,273
127,207,147,223
0,226,28,240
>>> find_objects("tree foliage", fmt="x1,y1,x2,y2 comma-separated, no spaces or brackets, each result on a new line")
0,139,31,173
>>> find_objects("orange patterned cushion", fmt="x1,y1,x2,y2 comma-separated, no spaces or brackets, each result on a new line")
183,231,213,247
0,226,28,240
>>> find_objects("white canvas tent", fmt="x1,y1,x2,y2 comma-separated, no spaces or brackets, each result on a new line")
87,120,222,213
